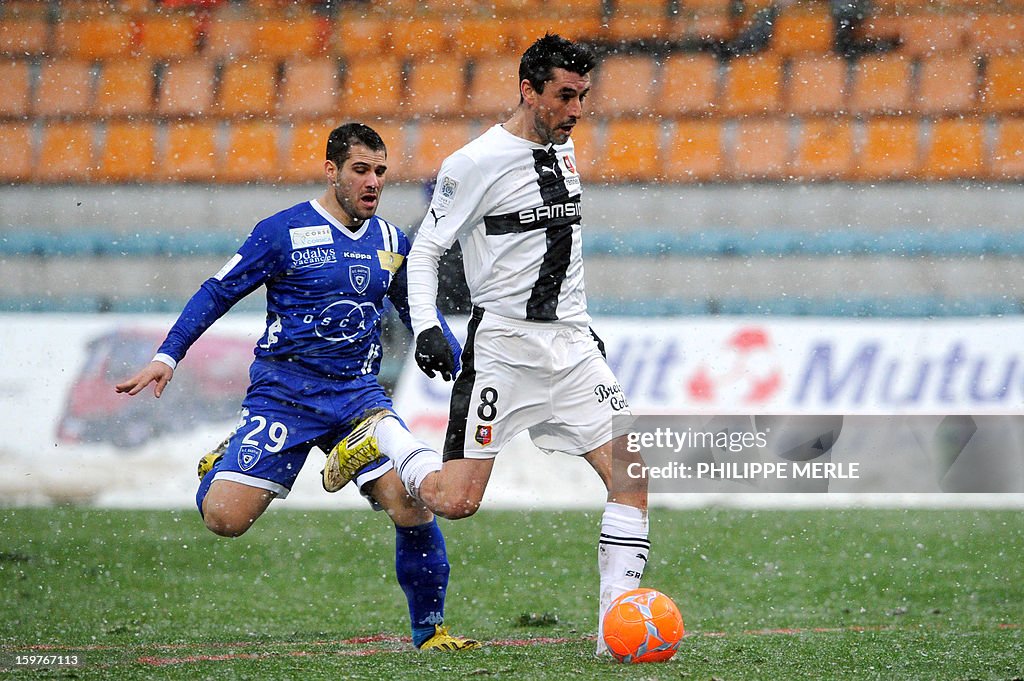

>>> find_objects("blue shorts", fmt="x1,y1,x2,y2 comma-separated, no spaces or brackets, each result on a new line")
210,359,397,499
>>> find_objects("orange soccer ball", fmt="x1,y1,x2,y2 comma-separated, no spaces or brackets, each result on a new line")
602,588,685,663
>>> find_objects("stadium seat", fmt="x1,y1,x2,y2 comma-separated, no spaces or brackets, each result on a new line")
731,118,789,180
326,15,389,60
897,14,970,57
93,60,155,118
970,13,1024,55
914,52,978,115
920,117,985,180
654,53,719,116
406,120,475,181
848,53,912,115
278,58,339,118
680,0,733,12
566,119,598,181
157,58,217,117
280,121,331,184
217,59,278,117
136,14,198,60
596,119,662,183
163,120,220,181
364,120,411,182
785,55,847,114
454,17,517,57
387,17,452,59
0,61,32,119
252,15,323,59
33,59,94,117
96,121,158,182
0,122,34,182
678,11,736,43
54,17,135,60
465,54,521,118
219,121,280,183
853,117,919,180
403,56,468,118
36,121,94,183
791,118,854,180
661,119,725,183
605,13,670,47
770,7,834,56
991,116,1024,179
201,15,256,58
338,56,403,117
589,54,659,118
981,54,1024,113
0,17,50,56
721,55,783,116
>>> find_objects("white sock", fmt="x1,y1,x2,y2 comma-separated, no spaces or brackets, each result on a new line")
596,502,650,655
375,415,442,498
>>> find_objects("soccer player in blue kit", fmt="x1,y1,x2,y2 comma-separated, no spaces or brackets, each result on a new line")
116,123,478,651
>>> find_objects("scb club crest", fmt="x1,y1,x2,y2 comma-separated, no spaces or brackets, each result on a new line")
349,264,370,294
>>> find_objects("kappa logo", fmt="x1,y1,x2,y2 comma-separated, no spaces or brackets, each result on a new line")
349,264,371,294
475,424,493,446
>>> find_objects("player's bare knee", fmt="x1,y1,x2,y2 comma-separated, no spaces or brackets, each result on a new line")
202,509,252,538
436,498,480,520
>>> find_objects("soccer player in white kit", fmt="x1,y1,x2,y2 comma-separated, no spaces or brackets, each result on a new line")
324,34,649,654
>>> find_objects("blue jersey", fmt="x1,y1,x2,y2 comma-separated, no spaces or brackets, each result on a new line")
159,199,455,378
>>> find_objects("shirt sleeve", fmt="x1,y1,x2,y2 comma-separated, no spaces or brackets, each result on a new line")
156,219,285,364
407,151,488,336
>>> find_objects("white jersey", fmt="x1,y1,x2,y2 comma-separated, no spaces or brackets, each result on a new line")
407,124,591,335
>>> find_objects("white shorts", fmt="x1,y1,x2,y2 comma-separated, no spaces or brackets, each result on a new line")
443,307,632,460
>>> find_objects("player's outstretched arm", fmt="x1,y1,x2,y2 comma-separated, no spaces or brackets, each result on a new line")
115,361,174,398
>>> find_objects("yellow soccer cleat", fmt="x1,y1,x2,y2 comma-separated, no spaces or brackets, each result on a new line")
417,625,481,652
197,434,231,480
322,409,390,492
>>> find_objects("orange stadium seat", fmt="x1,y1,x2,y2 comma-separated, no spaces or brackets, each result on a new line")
136,14,198,60
915,53,978,115
0,61,32,119
219,121,280,183
991,117,1024,179
848,53,912,115
281,121,332,184
93,60,155,118
252,15,323,60
202,15,256,58
406,121,475,181
785,55,847,114
465,54,521,118
278,58,340,119
662,119,725,182
721,55,783,116
679,12,736,43
339,56,403,118
364,120,411,182
970,13,1024,55
0,17,50,55
217,59,278,117
157,59,216,117
387,17,452,59
981,54,1024,113
96,120,158,182
55,17,135,60
596,119,662,183
163,120,220,181
791,118,855,180
0,122,34,182
731,118,789,179
454,17,517,57
565,119,599,181
605,13,670,46
404,56,468,118
327,15,389,60
853,117,919,180
35,121,94,182
680,0,733,12
655,53,718,117
546,0,603,18
897,14,970,57
33,59,94,117
920,117,985,180
770,8,834,56
589,54,659,118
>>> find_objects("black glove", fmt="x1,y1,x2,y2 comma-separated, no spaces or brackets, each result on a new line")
589,326,606,359
415,326,456,381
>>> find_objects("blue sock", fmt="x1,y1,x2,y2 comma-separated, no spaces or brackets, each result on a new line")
395,519,450,647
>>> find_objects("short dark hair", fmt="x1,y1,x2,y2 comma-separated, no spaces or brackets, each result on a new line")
326,123,386,165
518,33,597,97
